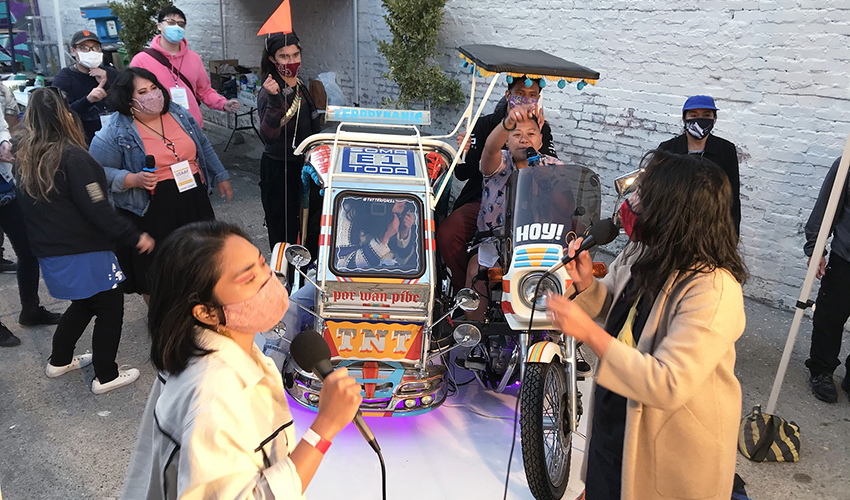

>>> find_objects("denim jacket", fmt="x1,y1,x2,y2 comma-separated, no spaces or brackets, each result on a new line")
89,103,230,217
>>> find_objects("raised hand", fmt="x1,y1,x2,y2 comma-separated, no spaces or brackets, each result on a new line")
262,74,280,96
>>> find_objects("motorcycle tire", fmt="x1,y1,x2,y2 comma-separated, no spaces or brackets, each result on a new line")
520,361,571,500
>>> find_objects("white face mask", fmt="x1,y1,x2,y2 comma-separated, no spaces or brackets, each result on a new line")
77,51,103,69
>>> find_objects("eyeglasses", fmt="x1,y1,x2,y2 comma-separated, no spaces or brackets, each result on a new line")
162,19,187,28
75,45,102,53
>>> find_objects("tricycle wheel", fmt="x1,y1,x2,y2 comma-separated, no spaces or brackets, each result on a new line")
520,361,571,500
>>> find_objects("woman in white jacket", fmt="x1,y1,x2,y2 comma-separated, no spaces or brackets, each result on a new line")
122,221,361,499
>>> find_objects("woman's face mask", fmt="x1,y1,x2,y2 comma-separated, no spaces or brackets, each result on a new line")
618,193,641,241
132,89,165,116
220,272,289,335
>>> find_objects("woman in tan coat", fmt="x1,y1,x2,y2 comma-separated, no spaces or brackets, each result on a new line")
547,150,747,500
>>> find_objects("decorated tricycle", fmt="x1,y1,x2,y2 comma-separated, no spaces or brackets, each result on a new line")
273,45,607,500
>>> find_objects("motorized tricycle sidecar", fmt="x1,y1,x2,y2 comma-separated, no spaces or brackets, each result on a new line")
278,120,466,417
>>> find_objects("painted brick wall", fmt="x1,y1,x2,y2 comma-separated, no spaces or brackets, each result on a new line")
303,0,850,310
38,0,850,309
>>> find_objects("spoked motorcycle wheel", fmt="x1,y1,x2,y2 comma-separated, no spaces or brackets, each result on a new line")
520,361,571,500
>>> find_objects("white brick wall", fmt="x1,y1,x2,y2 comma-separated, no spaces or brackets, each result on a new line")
39,0,850,309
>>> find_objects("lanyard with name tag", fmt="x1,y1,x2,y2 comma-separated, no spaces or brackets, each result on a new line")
170,160,197,192
170,86,190,110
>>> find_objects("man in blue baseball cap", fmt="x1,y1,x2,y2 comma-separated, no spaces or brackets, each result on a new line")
657,95,741,236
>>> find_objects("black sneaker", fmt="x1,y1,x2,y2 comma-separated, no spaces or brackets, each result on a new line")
0,322,21,347
18,305,62,326
0,257,16,274
810,373,838,403
842,374,850,399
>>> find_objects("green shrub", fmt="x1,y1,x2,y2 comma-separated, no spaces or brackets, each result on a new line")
108,0,173,58
377,0,464,109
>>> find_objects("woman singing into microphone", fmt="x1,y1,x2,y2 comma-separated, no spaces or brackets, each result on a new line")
122,221,361,499
547,150,747,500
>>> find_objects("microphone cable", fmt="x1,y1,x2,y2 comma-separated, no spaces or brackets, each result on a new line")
502,224,593,500
502,274,548,500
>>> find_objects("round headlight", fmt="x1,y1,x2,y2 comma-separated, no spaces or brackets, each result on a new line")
519,272,562,310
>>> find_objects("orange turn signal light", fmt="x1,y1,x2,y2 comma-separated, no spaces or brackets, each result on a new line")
487,267,503,282
592,262,608,278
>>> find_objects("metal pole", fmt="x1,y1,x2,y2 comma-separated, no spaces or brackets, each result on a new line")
766,132,850,414
7,0,16,72
219,0,226,59
352,0,359,107
53,0,65,67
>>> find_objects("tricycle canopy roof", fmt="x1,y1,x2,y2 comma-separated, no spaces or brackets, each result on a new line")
458,44,600,84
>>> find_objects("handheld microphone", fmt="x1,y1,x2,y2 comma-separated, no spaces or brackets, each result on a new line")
525,147,541,167
546,218,619,274
290,330,381,454
143,155,157,195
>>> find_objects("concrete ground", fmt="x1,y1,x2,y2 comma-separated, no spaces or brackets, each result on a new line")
1,127,849,500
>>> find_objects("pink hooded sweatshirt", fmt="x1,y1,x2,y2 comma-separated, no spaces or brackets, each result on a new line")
130,35,225,128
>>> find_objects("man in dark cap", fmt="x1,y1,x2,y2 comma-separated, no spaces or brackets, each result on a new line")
53,30,119,144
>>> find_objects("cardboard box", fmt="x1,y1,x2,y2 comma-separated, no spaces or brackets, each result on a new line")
209,59,239,93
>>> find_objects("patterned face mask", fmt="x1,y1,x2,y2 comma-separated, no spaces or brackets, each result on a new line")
684,117,715,140
221,273,289,334
275,61,300,78
508,94,539,109
132,89,165,116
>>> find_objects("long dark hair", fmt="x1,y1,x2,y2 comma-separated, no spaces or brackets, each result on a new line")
107,67,172,116
627,150,747,297
148,221,251,375
17,87,87,199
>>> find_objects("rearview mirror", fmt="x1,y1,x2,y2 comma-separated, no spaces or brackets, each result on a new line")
614,169,643,198
455,288,480,312
453,324,482,348
284,245,312,269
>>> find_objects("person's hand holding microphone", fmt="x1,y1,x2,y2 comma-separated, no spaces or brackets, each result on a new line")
547,237,613,358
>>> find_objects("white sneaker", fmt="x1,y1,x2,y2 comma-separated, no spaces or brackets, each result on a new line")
91,367,140,395
45,352,93,378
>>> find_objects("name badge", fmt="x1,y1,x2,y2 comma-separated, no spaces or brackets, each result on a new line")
170,160,197,192
99,113,113,129
170,86,190,109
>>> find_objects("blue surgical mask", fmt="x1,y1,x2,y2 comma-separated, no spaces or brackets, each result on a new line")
163,25,185,44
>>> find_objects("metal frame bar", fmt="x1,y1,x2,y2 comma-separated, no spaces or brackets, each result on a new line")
766,133,850,414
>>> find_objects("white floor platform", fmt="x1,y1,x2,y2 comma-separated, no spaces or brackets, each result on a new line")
287,374,592,500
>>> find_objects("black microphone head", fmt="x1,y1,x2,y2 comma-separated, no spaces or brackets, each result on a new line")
290,329,331,373
145,155,156,169
525,147,537,158
589,218,620,245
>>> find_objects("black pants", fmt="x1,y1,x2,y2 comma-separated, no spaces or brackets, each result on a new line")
807,253,850,376
259,154,321,257
51,287,123,383
0,198,40,310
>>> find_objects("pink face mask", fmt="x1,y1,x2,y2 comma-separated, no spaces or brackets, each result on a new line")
221,273,289,334
132,89,165,116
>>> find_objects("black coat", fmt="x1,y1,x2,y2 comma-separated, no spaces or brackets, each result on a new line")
453,98,556,210
17,145,141,257
657,134,741,236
